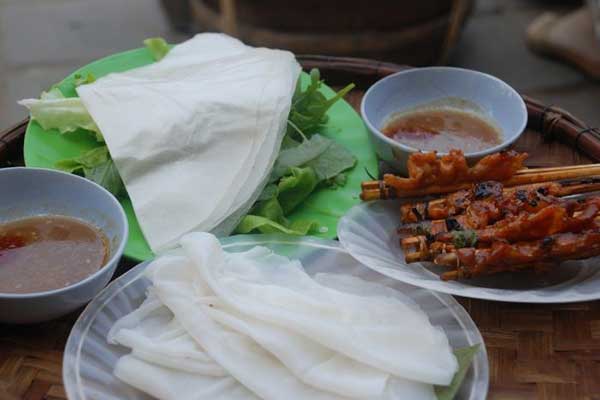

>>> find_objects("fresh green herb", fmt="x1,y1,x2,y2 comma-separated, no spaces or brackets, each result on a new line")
271,133,356,183
452,230,478,248
435,344,481,400
56,146,125,197
237,70,356,235
415,224,431,236
18,88,103,141
74,72,96,87
271,134,332,181
287,68,354,141
304,140,356,181
144,37,170,61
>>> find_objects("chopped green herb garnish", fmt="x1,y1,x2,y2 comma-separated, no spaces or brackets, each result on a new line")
452,230,478,248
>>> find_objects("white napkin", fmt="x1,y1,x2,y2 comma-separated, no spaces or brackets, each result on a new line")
77,34,300,252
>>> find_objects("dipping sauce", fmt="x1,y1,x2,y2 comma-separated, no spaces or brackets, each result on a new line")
382,107,502,153
0,216,108,294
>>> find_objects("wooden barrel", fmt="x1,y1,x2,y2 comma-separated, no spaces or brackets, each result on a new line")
189,0,474,65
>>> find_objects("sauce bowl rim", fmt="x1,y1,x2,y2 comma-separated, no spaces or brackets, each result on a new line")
0,167,129,299
360,66,528,158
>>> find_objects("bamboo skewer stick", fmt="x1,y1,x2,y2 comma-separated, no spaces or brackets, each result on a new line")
515,164,598,175
361,165,600,200
361,164,600,194
361,163,600,192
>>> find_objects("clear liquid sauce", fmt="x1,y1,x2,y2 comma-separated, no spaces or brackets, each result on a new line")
382,107,502,153
0,215,108,294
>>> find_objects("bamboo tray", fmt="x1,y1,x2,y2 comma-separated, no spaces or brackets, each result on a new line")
1,56,600,400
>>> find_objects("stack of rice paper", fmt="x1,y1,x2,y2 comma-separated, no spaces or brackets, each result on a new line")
108,233,458,400
75,34,301,252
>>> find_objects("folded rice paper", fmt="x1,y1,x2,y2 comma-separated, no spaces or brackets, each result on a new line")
77,34,301,252
147,251,436,400
107,290,226,376
114,355,258,400
109,233,458,400
181,233,458,387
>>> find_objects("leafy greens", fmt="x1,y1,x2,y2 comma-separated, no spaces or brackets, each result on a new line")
18,88,103,141
235,69,357,235
55,146,125,196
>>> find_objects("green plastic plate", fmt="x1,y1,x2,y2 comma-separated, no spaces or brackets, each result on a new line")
23,47,378,261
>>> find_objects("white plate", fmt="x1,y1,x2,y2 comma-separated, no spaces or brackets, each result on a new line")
63,234,488,400
338,200,600,303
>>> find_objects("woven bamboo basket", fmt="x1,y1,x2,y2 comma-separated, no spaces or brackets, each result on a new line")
188,0,473,65
1,56,600,400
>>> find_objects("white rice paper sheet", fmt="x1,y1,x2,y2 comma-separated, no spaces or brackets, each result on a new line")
77,34,300,252
180,233,458,386
149,258,349,400
108,259,257,400
149,254,436,400
114,355,258,400
107,290,225,376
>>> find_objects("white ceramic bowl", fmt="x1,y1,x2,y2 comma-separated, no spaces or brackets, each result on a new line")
63,235,488,400
0,168,128,324
361,67,528,174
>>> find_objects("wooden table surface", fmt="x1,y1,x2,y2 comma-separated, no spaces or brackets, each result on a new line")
2,92,600,400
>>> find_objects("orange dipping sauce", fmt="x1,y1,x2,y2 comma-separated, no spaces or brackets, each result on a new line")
0,216,108,294
382,107,502,153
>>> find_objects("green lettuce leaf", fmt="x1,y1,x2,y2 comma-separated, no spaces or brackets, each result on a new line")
257,184,279,201
56,146,124,197
253,197,287,225
236,168,320,235
277,167,318,214
235,215,318,235
144,37,170,61
18,88,103,142
435,344,481,400
237,196,317,235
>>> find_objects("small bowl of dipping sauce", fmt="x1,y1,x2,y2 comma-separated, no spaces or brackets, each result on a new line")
361,67,528,174
0,167,128,324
